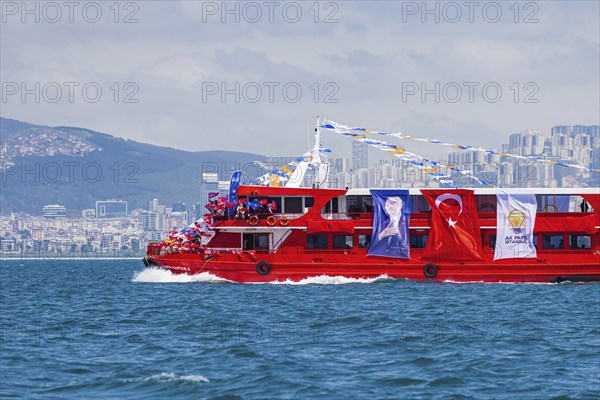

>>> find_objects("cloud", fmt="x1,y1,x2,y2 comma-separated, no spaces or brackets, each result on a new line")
1,0,598,162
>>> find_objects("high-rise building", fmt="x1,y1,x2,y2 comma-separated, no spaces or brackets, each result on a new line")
508,130,543,156
140,211,157,231
81,209,95,218
172,201,186,213
352,141,368,171
148,198,159,212
200,173,219,204
100,234,111,248
42,204,66,218
96,200,128,218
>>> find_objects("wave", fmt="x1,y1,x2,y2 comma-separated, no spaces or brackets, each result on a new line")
269,274,393,285
441,279,585,285
132,268,232,283
122,372,209,383
144,372,209,383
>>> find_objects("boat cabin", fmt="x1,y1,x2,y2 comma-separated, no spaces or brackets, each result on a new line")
205,186,599,255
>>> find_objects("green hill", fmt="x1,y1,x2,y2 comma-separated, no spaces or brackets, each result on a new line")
0,117,266,215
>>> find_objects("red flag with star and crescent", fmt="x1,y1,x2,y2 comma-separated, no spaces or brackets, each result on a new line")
421,189,484,262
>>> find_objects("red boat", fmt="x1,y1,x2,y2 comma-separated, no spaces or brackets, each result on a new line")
145,186,600,283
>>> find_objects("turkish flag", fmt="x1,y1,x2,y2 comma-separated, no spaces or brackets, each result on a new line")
422,189,484,262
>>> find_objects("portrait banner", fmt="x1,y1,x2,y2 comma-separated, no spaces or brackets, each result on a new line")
368,189,411,258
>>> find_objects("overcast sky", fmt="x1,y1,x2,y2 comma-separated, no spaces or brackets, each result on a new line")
2,1,599,160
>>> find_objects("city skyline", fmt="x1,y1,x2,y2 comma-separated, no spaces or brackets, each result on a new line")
3,121,599,215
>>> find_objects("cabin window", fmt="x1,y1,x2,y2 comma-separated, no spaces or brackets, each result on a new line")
542,235,564,249
358,234,372,248
489,235,496,249
307,234,328,249
333,235,353,249
331,197,338,213
322,198,339,214
410,235,428,249
346,196,373,213
284,197,303,213
570,235,591,249
538,195,570,212
477,195,497,212
411,195,431,213
243,233,270,250
304,197,314,208
362,196,373,213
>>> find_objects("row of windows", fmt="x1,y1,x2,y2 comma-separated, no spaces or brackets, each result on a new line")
308,234,429,250
249,195,592,215
308,234,357,249
307,234,592,250
246,196,314,214
332,195,594,214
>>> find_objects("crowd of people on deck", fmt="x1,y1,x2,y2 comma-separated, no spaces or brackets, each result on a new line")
206,196,278,222
157,194,281,253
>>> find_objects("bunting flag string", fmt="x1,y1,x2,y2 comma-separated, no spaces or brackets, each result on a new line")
321,120,600,173
325,124,495,188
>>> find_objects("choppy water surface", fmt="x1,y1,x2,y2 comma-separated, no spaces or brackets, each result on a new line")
1,259,599,399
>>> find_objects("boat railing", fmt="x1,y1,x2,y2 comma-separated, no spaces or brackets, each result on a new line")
212,212,306,226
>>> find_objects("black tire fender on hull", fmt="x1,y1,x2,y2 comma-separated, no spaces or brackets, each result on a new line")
256,261,271,276
423,263,439,279
143,256,156,267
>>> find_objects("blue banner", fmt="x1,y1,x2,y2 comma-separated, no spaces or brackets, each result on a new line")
368,189,411,258
227,170,242,213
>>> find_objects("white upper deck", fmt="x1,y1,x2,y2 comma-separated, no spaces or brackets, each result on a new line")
345,187,600,196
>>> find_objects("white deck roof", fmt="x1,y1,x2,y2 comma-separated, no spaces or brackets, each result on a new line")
345,187,600,196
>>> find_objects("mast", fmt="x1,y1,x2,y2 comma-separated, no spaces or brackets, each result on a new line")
313,116,329,188
311,116,323,164
285,116,330,188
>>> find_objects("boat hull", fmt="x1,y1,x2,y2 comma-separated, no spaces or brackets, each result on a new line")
145,253,600,283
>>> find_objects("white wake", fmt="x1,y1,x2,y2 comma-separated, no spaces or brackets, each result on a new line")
132,268,232,283
269,274,393,285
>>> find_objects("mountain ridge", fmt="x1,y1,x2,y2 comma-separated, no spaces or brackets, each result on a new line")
0,117,266,215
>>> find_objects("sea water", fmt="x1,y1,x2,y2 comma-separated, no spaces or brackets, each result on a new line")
1,259,599,399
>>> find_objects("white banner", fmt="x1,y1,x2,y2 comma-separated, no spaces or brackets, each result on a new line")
494,194,537,260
